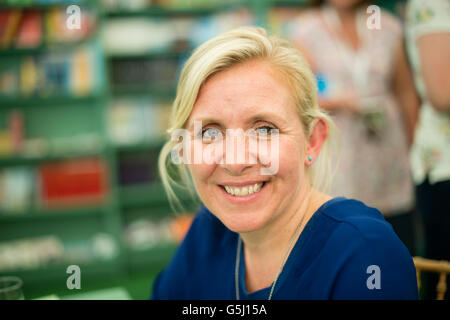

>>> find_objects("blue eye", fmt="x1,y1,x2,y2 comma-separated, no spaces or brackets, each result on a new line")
202,128,221,139
256,126,274,135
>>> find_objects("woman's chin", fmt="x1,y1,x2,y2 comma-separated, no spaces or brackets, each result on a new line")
218,213,269,234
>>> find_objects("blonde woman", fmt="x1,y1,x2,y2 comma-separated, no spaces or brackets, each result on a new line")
152,27,417,299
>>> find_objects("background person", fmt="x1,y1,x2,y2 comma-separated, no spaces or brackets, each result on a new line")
406,0,450,300
291,0,421,255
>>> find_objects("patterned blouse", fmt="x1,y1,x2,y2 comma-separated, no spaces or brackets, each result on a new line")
406,0,450,185
291,5,414,215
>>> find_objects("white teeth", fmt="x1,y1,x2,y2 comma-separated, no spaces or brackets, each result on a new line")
223,183,264,197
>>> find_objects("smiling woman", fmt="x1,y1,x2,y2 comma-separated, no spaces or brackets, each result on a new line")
152,26,418,300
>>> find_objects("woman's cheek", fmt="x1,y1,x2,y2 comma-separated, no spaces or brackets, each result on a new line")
188,163,215,185
277,139,304,180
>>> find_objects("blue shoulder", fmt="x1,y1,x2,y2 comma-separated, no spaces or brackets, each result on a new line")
319,198,418,299
321,198,394,241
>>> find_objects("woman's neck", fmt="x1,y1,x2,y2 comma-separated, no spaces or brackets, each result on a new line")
335,6,360,50
239,187,331,292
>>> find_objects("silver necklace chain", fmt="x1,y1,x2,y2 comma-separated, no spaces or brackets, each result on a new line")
235,192,311,300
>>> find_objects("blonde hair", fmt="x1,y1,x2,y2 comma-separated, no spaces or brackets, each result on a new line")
158,26,338,211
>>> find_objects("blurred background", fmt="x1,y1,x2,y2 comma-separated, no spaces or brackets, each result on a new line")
0,0,410,299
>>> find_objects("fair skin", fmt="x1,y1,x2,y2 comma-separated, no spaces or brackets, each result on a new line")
296,0,420,145
417,33,450,112
185,59,330,292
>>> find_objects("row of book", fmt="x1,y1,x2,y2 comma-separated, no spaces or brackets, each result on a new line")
0,233,119,272
101,0,222,11
0,43,104,98
0,6,96,49
0,109,24,157
110,56,180,89
123,214,194,250
102,8,254,56
0,157,108,213
118,151,159,186
108,98,171,146
0,108,103,158
0,213,193,272
1,0,84,5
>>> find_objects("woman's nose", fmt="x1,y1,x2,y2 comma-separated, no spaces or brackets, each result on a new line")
220,162,254,176
219,138,258,175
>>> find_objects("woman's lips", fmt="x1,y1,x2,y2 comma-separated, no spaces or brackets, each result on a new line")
218,181,268,203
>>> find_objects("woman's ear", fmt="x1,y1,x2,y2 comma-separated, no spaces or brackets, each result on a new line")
305,118,328,166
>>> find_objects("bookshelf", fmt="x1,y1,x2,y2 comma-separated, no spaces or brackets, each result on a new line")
0,0,406,297
0,0,123,292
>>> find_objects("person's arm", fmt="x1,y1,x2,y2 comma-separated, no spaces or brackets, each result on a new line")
318,93,360,114
392,40,421,147
417,33,450,111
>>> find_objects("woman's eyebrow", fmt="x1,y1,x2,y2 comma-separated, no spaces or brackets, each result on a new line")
186,111,287,130
247,112,287,125
186,118,225,131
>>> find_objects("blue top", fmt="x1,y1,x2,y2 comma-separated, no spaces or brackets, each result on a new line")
152,197,418,300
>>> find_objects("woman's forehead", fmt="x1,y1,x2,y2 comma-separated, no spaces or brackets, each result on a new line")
189,61,295,125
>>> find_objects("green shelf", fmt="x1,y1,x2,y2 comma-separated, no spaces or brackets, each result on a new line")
112,140,165,153
106,49,190,60
119,182,198,212
0,94,105,108
119,182,169,208
104,6,227,18
0,258,122,291
0,38,98,57
0,150,104,166
125,242,178,272
0,205,106,223
269,0,308,6
111,85,176,98
0,0,97,9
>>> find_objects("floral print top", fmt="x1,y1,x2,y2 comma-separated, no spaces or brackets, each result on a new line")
406,0,450,185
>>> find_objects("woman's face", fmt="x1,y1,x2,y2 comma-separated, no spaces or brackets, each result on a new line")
185,60,311,233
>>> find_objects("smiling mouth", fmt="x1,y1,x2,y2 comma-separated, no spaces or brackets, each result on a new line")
219,182,267,197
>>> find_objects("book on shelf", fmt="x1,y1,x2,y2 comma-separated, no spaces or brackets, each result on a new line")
37,157,109,209
0,42,105,98
0,56,20,97
0,166,35,214
0,233,118,272
14,10,42,48
0,6,96,50
45,6,96,45
123,213,194,251
0,236,64,272
0,109,25,157
108,97,171,146
118,151,158,186
0,9,22,49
